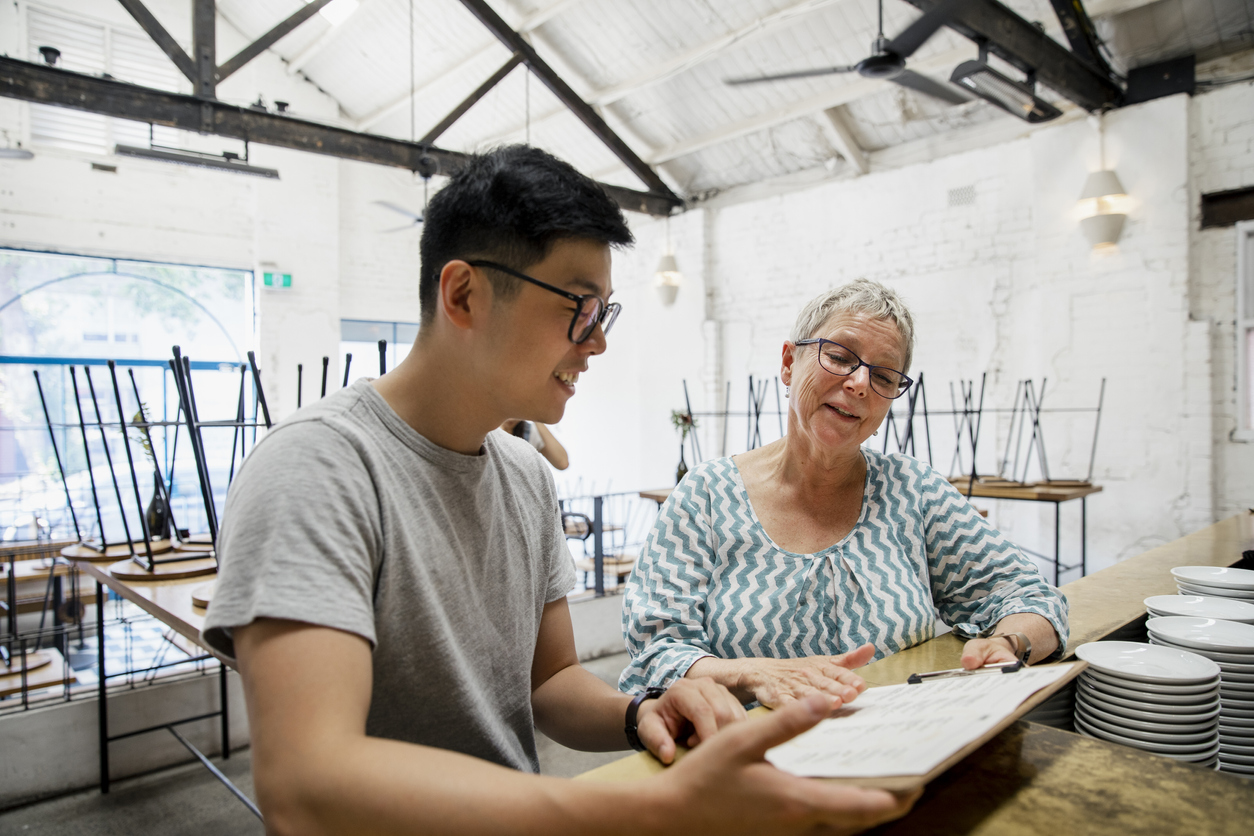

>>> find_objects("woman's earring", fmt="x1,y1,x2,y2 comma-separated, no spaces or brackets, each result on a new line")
784,385,790,399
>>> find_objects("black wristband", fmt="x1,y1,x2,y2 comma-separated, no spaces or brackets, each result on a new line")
624,687,666,752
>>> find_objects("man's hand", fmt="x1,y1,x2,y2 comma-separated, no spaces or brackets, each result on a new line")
634,678,747,764
652,692,920,836
726,644,876,710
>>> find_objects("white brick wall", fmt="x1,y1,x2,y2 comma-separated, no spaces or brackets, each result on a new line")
1188,75,1254,520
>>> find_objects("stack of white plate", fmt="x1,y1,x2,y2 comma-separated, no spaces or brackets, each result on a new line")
1022,681,1075,729
1073,641,1221,768
1171,566,1254,601
1144,594,1254,624
1146,616,1254,776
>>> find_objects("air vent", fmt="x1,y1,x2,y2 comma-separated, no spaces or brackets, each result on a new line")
948,185,975,207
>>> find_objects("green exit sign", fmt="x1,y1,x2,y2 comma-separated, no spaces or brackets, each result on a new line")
262,271,292,288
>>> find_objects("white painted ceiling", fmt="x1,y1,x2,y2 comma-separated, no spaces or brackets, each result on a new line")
213,0,1254,197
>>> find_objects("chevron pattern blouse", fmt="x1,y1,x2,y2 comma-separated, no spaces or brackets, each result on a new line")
620,449,1069,694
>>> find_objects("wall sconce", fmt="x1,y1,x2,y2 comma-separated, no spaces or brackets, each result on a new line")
1078,169,1127,249
654,216,682,306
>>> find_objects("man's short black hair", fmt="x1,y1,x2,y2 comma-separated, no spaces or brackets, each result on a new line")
418,145,634,324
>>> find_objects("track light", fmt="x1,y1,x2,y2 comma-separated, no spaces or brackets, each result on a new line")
950,60,1061,123
114,144,279,178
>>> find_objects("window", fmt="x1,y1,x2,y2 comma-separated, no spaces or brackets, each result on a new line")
340,319,420,384
1239,221,1254,439
27,4,185,154
0,248,254,540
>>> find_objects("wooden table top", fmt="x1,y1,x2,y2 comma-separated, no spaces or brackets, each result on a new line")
75,559,225,666
578,512,1254,830
0,648,75,699
638,488,673,504
947,479,1104,503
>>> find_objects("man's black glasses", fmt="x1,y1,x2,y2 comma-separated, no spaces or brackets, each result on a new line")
467,260,620,345
794,338,913,399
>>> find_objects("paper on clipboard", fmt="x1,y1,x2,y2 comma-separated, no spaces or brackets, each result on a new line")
766,663,1077,780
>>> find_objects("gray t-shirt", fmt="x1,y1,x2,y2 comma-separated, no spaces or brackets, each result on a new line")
202,379,576,772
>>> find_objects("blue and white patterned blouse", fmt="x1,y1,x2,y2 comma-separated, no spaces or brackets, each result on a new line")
620,449,1069,694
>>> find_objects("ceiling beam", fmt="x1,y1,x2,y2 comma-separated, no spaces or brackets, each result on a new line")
420,53,522,145
647,45,974,165
821,106,867,175
216,0,335,83
354,0,586,131
457,0,677,200
901,0,1122,111
116,0,195,82
1083,0,1160,17
0,56,679,216
287,0,374,76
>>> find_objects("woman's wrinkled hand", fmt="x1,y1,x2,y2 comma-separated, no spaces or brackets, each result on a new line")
738,643,876,710
959,637,1019,671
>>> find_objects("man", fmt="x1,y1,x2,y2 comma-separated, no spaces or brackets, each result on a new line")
203,145,915,835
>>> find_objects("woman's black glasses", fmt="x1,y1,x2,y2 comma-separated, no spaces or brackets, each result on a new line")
794,338,913,399
467,260,620,345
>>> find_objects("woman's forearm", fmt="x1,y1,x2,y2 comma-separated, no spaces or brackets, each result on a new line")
685,656,755,703
993,612,1060,663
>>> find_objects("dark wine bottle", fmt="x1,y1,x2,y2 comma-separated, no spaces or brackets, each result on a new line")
145,470,171,540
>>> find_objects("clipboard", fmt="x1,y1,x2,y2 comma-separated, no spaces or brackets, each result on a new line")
811,660,1088,792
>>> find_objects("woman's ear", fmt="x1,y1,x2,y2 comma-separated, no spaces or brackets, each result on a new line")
780,341,796,386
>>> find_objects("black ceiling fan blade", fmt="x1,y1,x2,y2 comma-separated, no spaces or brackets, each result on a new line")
373,200,423,221
888,68,971,104
724,65,857,85
382,221,421,233
884,0,963,59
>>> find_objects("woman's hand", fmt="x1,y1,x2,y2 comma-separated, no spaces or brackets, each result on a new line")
959,636,1019,670
690,644,877,710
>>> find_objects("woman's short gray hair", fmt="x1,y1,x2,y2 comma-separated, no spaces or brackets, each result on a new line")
789,279,916,373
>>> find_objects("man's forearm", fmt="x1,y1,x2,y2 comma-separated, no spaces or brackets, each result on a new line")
532,663,635,751
258,732,662,836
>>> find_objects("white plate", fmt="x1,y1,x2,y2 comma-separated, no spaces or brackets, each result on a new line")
1218,761,1254,774
1171,566,1254,591
1074,705,1219,744
1177,583,1254,601
1145,594,1254,623
1083,667,1219,695
1145,617,1254,653
1079,686,1219,716
1080,675,1219,705
1147,636,1254,665
1076,699,1219,732
1077,692,1221,725
1075,642,1221,684
1074,717,1220,755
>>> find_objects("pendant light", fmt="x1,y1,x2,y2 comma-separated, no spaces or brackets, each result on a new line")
1079,114,1127,249
655,215,682,306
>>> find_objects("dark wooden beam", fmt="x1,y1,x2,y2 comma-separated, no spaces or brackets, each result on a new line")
192,0,215,99
0,57,681,216
115,0,195,83
216,0,336,83
456,0,680,201
1048,0,1114,78
421,53,523,145
902,0,1122,112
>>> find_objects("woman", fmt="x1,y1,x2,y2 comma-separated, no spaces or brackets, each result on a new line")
620,279,1068,709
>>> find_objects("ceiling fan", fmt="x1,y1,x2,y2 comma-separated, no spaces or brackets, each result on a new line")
724,0,970,106
375,200,423,233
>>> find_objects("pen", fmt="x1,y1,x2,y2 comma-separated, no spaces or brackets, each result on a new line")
907,660,1024,684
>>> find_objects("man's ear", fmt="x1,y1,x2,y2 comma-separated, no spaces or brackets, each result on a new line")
438,260,487,332
781,341,797,386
